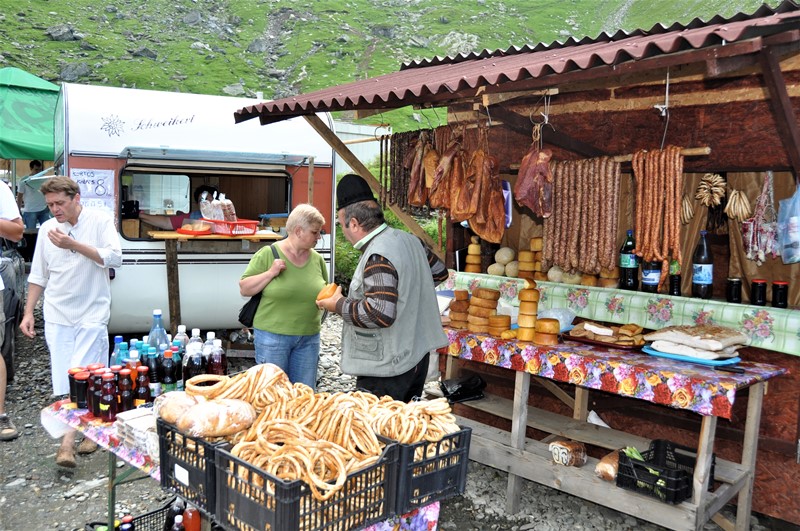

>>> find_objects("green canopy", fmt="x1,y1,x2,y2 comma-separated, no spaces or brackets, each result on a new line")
0,67,59,161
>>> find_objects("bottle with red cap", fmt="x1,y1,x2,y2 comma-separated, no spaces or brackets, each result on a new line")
773,281,789,308
99,373,118,422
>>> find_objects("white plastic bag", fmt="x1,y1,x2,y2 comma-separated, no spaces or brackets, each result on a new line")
778,185,800,264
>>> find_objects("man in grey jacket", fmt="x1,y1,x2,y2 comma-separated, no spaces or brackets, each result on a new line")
317,174,448,401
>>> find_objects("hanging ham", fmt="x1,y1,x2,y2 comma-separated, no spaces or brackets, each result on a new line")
514,145,554,218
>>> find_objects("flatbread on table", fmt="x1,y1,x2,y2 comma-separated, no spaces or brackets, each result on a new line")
643,325,748,352
649,340,742,360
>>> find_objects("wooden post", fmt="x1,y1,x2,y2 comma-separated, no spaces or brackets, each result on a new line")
307,156,315,204
303,115,443,260
164,240,181,335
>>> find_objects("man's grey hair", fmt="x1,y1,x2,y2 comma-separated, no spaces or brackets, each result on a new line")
342,200,384,232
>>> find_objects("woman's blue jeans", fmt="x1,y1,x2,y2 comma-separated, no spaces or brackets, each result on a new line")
254,329,320,390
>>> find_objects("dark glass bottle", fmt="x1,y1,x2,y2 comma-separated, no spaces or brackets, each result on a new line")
99,373,118,423
91,370,105,418
618,229,639,291
161,351,177,393
691,230,713,299
171,341,184,391
74,371,90,409
134,366,153,407
668,260,681,296
118,368,134,413
641,260,661,293
773,281,789,308
146,347,162,398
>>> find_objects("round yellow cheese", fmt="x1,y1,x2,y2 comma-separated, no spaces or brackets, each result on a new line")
519,301,538,315
519,289,540,302
517,314,537,328
535,318,560,334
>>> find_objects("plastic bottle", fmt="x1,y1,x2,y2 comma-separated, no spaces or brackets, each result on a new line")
118,368,134,413
163,497,185,531
171,341,184,391
202,331,216,360
187,328,203,350
173,325,189,350
618,229,639,291
126,348,141,384
115,342,129,367
207,339,227,376
183,505,200,531
99,373,118,423
146,347,162,398
170,515,185,531
111,335,124,365
134,366,153,406
641,260,661,293
184,340,206,380
148,309,170,353
691,230,713,299
161,351,178,393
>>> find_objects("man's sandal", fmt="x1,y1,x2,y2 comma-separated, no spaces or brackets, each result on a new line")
0,414,19,441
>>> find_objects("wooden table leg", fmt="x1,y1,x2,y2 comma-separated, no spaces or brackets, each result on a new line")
735,382,765,531
692,414,717,506
506,370,530,514
165,239,181,334
573,387,589,421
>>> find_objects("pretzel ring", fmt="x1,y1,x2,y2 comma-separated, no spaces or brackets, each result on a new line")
185,374,230,398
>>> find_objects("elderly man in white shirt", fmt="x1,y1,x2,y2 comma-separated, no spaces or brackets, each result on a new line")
20,176,122,468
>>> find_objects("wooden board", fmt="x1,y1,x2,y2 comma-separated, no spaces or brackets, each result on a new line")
147,230,281,242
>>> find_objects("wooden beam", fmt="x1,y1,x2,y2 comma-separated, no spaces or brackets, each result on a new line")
302,115,443,259
759,45,800,183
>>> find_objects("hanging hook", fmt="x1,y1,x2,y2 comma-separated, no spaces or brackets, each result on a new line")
529,94,555,132
656,68,671,149
423,110,434,131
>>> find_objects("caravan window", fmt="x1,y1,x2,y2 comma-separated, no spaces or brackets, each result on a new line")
126,174,191,215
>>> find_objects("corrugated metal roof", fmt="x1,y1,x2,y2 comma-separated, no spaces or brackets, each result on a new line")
235,1,800,125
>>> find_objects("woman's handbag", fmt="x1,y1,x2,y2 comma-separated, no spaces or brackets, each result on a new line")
238,245,279,327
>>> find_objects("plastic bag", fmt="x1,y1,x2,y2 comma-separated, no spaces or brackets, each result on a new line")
778,185,800,264
538,308,576,333
439,374,486,403
198,190,216,219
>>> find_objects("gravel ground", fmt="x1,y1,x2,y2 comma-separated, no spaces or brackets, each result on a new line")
0,309,791,530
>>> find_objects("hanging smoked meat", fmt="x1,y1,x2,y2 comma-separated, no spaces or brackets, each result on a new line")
446,151,466,213
469,155,505,243
407,132,428,206
429,133,462,209
452,148,484,222
514,144,554,218
423,143,440,190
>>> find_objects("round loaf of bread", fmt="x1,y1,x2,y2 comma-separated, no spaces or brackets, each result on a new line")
535,318,560,334
519,301,538,315
176,398,257,437
516,327,535,341
473,288,501,301
454,289,470,301
467,314,490,325
517,314,537,328
488,314,511,328
449,311,469,322
469,296,498,309
467,322,489,334
519,289,540,302
534,331,559,346
468,305,497,318
449,300,470,312
155,391,199,424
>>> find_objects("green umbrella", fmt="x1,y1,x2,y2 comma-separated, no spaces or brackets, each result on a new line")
0,67,59,161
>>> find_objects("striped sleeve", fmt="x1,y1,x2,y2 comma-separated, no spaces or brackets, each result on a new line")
337,254,399,328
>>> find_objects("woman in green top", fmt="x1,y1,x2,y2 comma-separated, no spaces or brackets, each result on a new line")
239,204,328,389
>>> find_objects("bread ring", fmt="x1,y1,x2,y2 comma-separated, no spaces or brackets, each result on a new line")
185,374,230,398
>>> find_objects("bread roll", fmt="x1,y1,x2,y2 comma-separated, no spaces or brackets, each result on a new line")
468,305,497,318
154,391,200,424
519,301,538,315
449,311,469,322
535,318,560,334
595,449,620,481
534,332,559,346
449,300,470,312
176,398,257,437
549,440,587,467
454,290,469,301
473,288,501,301
519,289,540,302
516,327,535,341
517,314,537,328
488,314,511,328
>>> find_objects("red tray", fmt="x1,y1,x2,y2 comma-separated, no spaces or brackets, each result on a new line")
176,227,212,236
564,334,642,351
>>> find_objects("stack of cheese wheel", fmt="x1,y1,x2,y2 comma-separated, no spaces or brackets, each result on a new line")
467,288,500,334
464,238,482,273
598,266,620,288
448,290,470,329
516,285,539,341
487,314,511,337
517,249,535,282
530,237,549,282
534,317,561,346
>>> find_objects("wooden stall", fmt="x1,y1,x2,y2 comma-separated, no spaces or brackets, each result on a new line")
233,2,800,525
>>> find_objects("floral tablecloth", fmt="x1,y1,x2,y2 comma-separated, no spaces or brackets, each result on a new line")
445,329,787,420
44,400,440,530
440,271,800,356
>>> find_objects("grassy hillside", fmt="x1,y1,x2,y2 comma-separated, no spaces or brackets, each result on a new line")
0,0,782,131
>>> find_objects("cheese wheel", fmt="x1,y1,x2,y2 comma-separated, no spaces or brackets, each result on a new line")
599,266,620,279
535,318,560,334
530,237,543,251
465,254,482,265
517,314,537,328
521,279,537,289
516,327,535,341
467,244,481,255
534,331,559,346
517,260,535,272
449,311,469,322
533,261,542,272
449,320,468,330
519,289,540,302
468,305,497,318
518,271,536,281
580,275,598,287
488,326,507,337
598,278,619,288
449,300,470,312
532,251,543,261
467,314,490,325
464,264,482,273
517,250,534,262
467,322,489,334
473,288,501,300
469,296,498,309
454,290,470,301
533,272,549,281
519,301,538,315
488,314,511,328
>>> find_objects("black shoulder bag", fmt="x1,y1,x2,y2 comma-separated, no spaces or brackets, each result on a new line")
238,245,280,327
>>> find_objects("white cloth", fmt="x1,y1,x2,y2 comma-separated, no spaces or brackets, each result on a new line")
28,207,122,326
45,321,108,395
0,181,22,291
20,180,47,212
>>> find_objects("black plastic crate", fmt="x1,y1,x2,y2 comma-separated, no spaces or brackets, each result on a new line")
392,427,471,514
85,496,174,531
616,439,716,505
215,442,398,531
158,417,224,517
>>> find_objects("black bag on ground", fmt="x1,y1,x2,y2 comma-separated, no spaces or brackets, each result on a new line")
440,374,486,403
238,245,279,328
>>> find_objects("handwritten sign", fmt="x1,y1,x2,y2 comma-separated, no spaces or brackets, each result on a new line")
70,168,115,213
